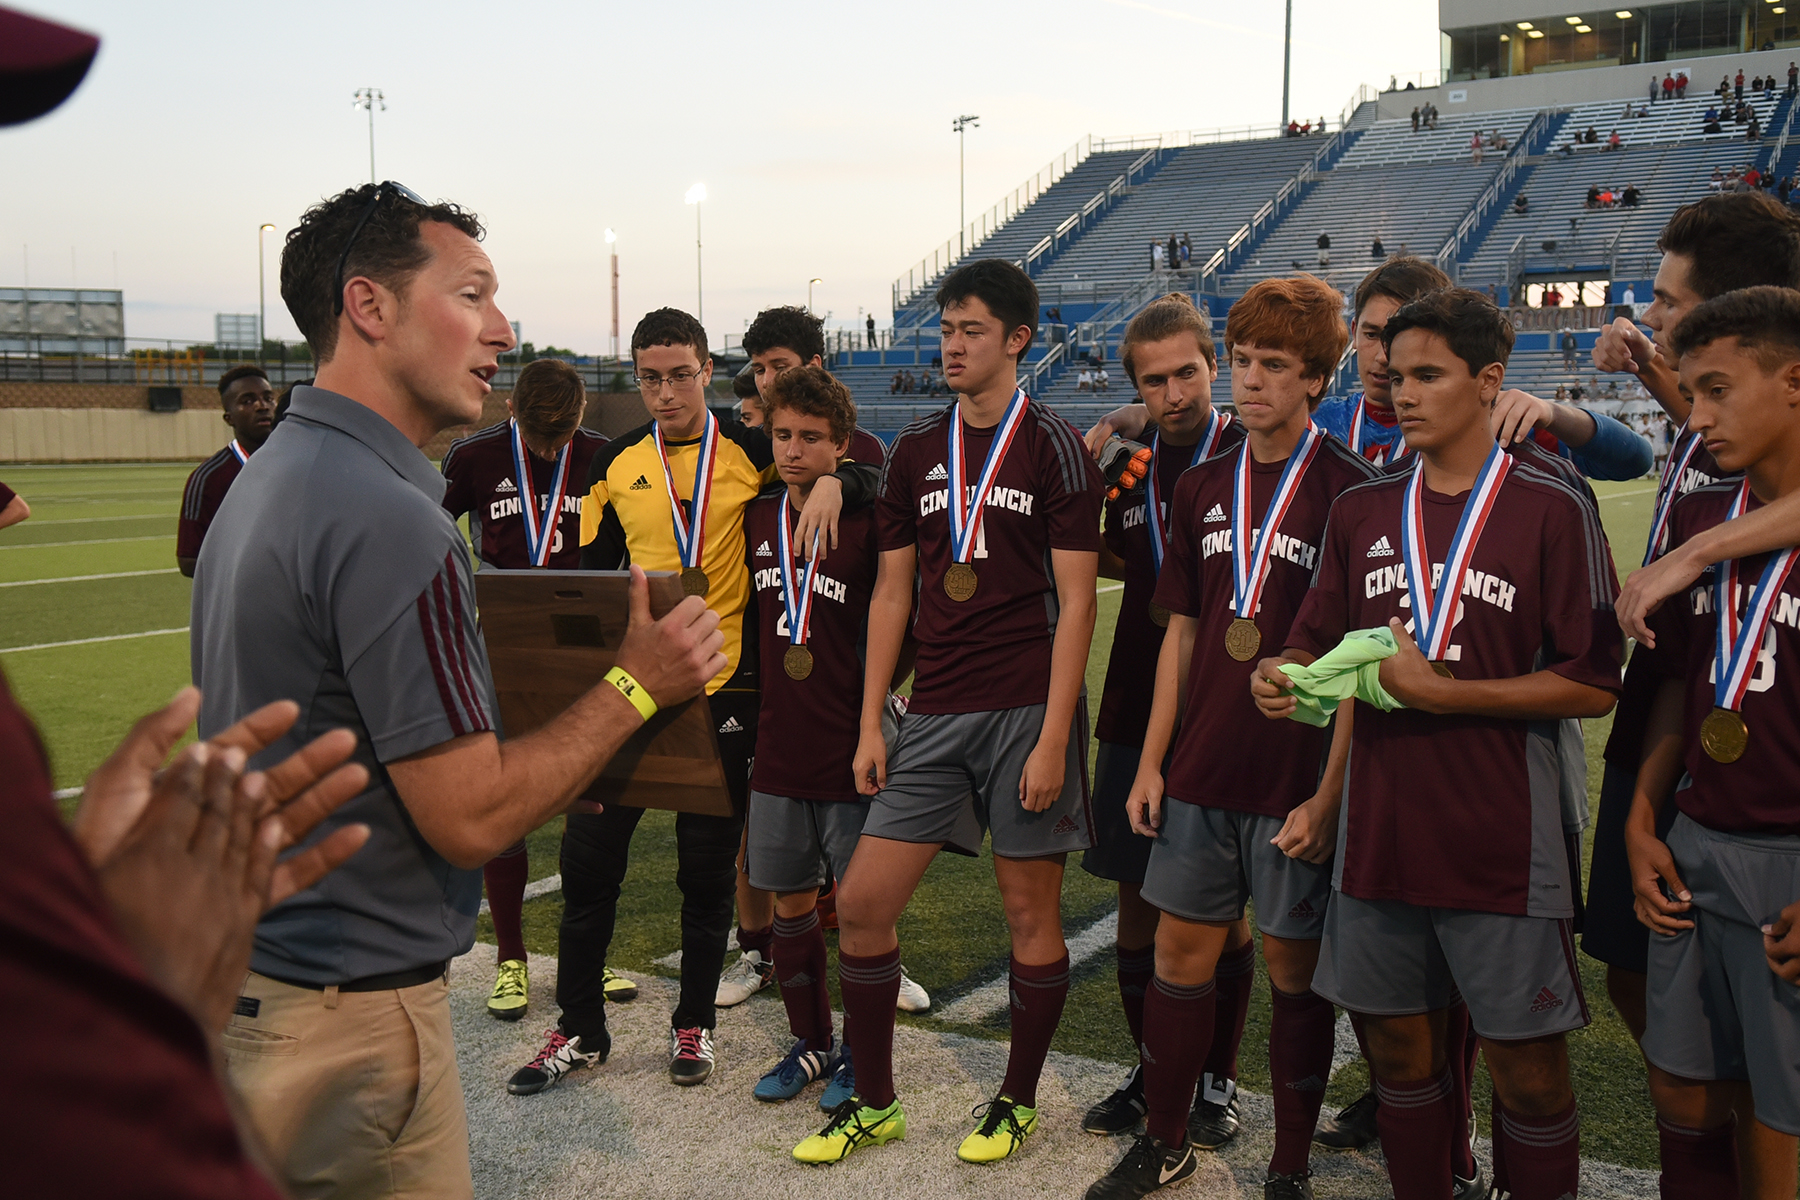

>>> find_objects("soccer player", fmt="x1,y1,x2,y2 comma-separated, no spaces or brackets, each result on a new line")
440,358,623,1021
0,480,28,530
733,367,764,428
1628,286,1800,1200
1085,277,1378,1200
1080,293,1256,1147
176,364,276,576
508,308,878,1095
793,259,1103,1165
1256,287,1623,1200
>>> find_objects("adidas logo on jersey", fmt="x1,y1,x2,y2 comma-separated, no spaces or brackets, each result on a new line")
718,716,745,734
1366,535,1395,558
755,541,772,557
1529,986,1565,1013
1288,898,1317,919
495,478,517,494
1053,815,1080,835
925,462,948,481
629,474,653,491
1203,503,1227,523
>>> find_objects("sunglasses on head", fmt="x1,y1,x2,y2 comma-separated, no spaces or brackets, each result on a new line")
332,181,430,316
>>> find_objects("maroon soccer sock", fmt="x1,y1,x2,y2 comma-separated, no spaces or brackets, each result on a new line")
1143,975,1218,1145
1117,943,1155,1050
1374,1069,1456,1200
772,909,832,1046
483,843,529,964
1490,1093,1511,1193
839,947,902,1108
1494,1098,1581,1200
1001,953,1072,1109
1446,999,1478,1179
1656,1116,1739,1199
1200,939,1255,1102
1268,986,1337,1175
737,922,773,960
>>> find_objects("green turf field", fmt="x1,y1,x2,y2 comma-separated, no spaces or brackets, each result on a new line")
0,462,1663,1167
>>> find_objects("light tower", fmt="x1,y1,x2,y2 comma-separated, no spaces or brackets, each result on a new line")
685,184,706,326
352,87,385,183
952,114,980,257
605,228,619,360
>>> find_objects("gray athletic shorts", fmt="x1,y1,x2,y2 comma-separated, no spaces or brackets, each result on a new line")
860,700,1092,859
1140,800,1330,939
1313,890,1590,1041
745,791,869,894
1644,813,1800,1136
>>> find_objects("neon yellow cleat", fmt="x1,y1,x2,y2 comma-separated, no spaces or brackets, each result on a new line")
487,959,529,1020
793,1097,906,1164
957,1094,1038,1163
601,967,638,1002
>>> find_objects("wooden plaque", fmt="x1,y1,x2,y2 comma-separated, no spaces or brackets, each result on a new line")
474,569,732,816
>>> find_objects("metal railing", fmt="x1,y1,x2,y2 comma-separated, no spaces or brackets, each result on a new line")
1435,107,1567,274
1205,123,1357,289
1504,229,1626,296
1019,149,1159,279
1092,121,1338,152
1766,86,1800,168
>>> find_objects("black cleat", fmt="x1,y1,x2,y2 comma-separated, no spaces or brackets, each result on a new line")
1263,1168,1314,1200
1084,1132,1197,1199
1084,1064,1148,1136
1187,1093,1241,1150
1313,1088,1379,1150
1453,1159,1491,1200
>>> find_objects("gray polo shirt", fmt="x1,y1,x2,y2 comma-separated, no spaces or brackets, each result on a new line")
192,385,496,985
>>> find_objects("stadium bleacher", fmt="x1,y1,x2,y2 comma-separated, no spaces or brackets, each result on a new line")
1332,106,1539,169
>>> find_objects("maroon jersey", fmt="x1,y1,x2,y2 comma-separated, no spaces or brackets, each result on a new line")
746,494,877,801
1096,421,1247,745
848,427,888,469
440,421,608,569
1648,484,1800,835
1605,427,1733,772
1154,438,1380,814
876,399,1103,714
1285,462,1624,916
0,479,15,510
176,443,247,560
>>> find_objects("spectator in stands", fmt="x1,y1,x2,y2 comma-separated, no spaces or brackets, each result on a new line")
889,369,902,395
1621,284,1637,309
1286,119,1300,137
1470,130,1484,164
1545,283,1564,308
1649,75,1660,105
1736,68,1746,100
1562,328,1579,369
1166,233,1180,271
1557,136,1577,157
1747,165,1763,189
866,314,876,349
1555,383,1568,401
1748,114,1761,141
1765,74,1777,101
1677,71,1689,99
1410,106,1420,132
1316,231,1331,269
1096,366,1110,393
1370,235,1385,260
1178,234,1191,266
1607,129,1623,151
1753,74,1765,94
1076,367,1093,392
1587,184,1603,209
1782,176,1795,204
1569,380,1585,403
1622,183,1641,207
1514,193,1530,215
1718,75,1732,100
1586,125,1599,143
1662,74,1675,101
1300,119,1312,135
1427,103,1439,129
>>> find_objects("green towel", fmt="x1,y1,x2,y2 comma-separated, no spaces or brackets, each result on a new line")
1276,626,1406,727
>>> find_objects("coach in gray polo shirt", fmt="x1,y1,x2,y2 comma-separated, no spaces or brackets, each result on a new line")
193,182,725,1200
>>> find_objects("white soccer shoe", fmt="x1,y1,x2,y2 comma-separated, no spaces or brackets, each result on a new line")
716,949,774,1008
896,965,931,1013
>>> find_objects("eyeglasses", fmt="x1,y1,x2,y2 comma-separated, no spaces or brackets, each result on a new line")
333,180,429,316
634,369,704,394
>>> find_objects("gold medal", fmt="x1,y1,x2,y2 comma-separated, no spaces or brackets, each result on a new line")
681,567,710,598
1224,617,1261,661
1431,661,1455,679
1148,603,1171,628
944,562,978,602
783,645,814,681
1700,706,1748,763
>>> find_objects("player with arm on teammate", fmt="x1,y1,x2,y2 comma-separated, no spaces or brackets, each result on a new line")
1254,288,1623,1200
176,365,276,577
794,259,1103,1166
439,358,619,1022
1080,294,1259,1147
1085,277,1379,1200
1626,288,1800,1200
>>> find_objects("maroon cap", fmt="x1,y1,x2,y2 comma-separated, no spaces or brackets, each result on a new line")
0,6,100,127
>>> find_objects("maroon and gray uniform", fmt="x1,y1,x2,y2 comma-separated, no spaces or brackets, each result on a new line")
1287,462,1623,1037
847,427,889,471
1085,420,1247,885
743,494,878,891
1140,438,1379,933
177,444,246,563
862,399,1104,857
1640,485,1800,1133
440,421,608,569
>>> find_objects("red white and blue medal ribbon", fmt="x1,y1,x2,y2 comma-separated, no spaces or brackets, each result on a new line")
778,493,821,648
1712,481,1799,714
1145,409,1233,576
228,439,248,465
947,388,1029,566
654,411,719,571
1643,425,1704,567
1229,423,1323,620
509,418,572,569
1348,393,1388,466
1401,444,1511,662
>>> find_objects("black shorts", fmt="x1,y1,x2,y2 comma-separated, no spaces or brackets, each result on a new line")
1582,761,1676,973
1080,741,1153,885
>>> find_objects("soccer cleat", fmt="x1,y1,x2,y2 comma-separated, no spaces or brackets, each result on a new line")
1188,1092,1241,1150
794,1096,906,1164
896,965,931,1013
1083,1131,1196,1198
1453,1160,1491,1200
486,959,529,1021
1084,1064,1148,1136
754,1038,833,1102
716,949,774,1008
507,1027,606,1095
669,1025,715,1086
820,1043,856,1110
1313,1089,1379,1150
1263,1168,1314,1200
957,1094,1039,1163
601,966,638,1002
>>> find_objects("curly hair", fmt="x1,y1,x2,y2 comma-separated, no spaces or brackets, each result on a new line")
743,305,824,362
764,364,856,443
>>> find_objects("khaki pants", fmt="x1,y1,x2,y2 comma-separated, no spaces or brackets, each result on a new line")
222,971,471,1200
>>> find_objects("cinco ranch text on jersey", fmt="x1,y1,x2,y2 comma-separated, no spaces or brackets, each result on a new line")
489,494,585,522
918,486,1037,518
1366,561,1519,613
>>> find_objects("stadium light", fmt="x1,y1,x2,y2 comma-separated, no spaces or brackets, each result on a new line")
1517,20,1535,27
258,223,276,364
809,277,822,313
952,114,980,258
686,185,706,325
605,229,619,360
352,87,385,184
1565,15,1584,23
1614,10,1632,17
1576,23,1592,31
1528,29,1546,36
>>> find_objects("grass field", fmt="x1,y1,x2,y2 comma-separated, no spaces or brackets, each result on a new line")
0,461,1663,1168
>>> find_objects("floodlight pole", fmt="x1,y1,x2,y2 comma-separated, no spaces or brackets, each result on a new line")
809,277,822,314
1280,0,1293,127
258,223,276,366
605,229,619,361
686,185,706,326
353,88,385,183
953,114,980,258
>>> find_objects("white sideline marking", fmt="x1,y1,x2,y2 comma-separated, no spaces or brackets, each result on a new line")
0,568,178,587
937,907,1120,1023
14,512,173,527
0,626,188,654
478,872,564,916
0,535,172,551
53,786,83,801
1601,485,1654,500
1098,582,1123,594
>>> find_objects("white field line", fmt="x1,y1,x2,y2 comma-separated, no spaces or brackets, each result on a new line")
0,568,178,587
477,873,563,916
1097,582,1123,594
18,512,174,527
937,907,1121,1023
52,786,83,801
1601,485,1655,501
0,534,172,551
0,626,188,654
